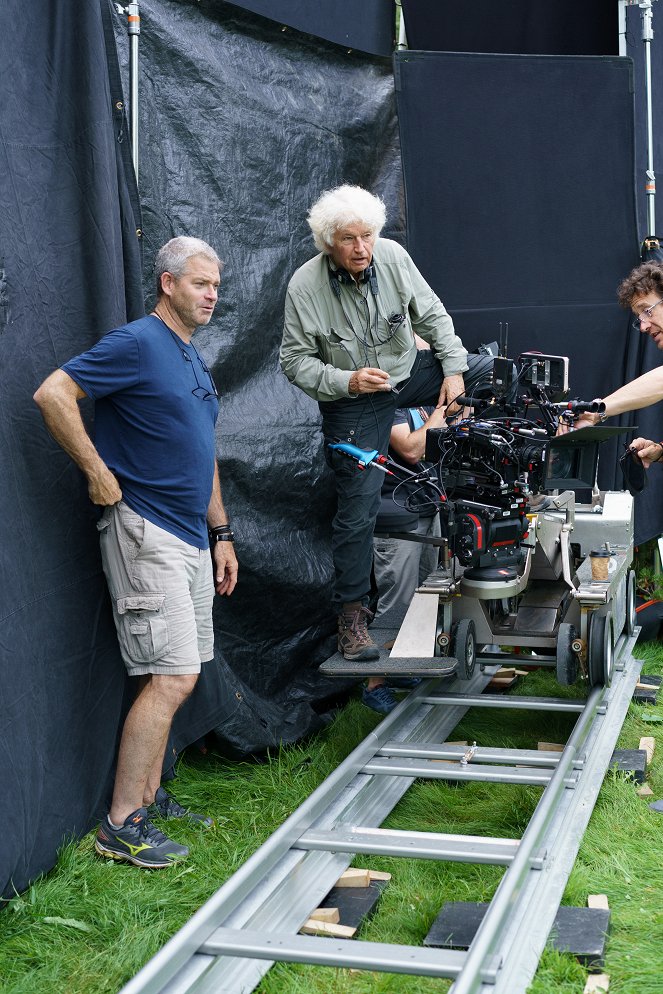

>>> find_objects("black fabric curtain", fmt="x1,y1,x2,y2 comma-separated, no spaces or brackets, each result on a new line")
0,0,142,897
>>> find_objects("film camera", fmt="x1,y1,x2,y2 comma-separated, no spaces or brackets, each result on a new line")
420,353,608,577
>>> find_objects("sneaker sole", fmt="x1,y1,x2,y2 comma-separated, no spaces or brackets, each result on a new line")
340,647,380,661
94,838,186,869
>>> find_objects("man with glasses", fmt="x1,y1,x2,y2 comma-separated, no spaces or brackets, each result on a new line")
576,263,663,463
33,236,238,867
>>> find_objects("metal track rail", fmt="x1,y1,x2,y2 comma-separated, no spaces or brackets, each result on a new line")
120,632,641,994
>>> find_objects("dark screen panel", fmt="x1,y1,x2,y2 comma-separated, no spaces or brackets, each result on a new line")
402,0,618,56
395,51,645,523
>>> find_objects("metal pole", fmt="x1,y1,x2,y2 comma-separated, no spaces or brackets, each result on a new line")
642,1,657,233
127,2,140,181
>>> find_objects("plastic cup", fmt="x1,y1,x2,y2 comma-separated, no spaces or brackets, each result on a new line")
589,549,611,581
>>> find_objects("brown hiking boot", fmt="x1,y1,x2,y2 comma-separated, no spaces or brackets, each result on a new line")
337,602,380,660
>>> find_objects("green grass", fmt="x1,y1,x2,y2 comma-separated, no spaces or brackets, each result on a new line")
2,644,663,994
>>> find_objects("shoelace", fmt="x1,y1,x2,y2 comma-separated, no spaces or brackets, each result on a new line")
348,607,373,643
157,794,187,818
132,813,169,845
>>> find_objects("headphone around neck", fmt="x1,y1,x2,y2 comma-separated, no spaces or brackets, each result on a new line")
328,258,379,298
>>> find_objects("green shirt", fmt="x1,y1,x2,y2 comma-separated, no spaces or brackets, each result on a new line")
280,238,468,403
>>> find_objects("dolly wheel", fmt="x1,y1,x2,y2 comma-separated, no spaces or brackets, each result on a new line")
453,618,476,680
625,570,637,637
556,622,578,686
588,613,614,688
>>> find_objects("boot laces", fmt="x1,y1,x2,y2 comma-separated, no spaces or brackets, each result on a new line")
344,606,373,643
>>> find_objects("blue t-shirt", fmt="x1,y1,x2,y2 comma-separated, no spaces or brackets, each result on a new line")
62,315,219,549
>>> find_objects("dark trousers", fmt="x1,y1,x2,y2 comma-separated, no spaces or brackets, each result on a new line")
320,350,495,609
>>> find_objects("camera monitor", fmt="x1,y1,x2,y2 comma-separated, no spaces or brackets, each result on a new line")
544,425,629,491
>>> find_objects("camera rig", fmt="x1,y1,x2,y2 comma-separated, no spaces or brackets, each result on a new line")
327,352,637,688
420,352,605,577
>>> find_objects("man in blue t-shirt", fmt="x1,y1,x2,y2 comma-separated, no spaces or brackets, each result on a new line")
33,236,238,868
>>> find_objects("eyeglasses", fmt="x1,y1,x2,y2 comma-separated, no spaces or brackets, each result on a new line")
633,299,663,330
183,350,219,401
169,330,219,400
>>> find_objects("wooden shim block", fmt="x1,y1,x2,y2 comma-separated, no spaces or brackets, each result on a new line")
336,868,371,888
310,907,340,923
587,895,609,911
636,681,658,691
368,870,392,882
300,919,356,938
637,783,654,798
538,742,565,752
513,669,530,677
584,973,609,994
488,677,516,687
445,740,469,746
639,736,655,765
497,667,516,678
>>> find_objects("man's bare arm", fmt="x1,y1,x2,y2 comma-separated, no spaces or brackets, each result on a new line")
33,369,122,505
389,406,448,464
575,365,663,428
207,460,238,596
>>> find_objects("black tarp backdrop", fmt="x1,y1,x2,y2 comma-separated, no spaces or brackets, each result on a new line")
0,0,143,898
399,1,663,542
0,0,401,897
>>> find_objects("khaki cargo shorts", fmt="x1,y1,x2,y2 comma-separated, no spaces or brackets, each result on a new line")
97,501,214,676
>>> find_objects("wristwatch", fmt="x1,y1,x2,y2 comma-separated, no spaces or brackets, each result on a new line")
209,524,235,543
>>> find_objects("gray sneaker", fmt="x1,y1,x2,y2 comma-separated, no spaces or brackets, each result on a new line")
338,602,380,661
95,807,189,868
148,786,214,828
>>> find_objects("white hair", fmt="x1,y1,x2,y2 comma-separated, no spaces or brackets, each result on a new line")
307,185,387,254
155,237,223,297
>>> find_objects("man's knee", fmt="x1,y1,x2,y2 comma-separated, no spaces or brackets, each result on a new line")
148,672,199,711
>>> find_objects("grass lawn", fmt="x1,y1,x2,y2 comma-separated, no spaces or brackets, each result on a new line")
2,640,662,994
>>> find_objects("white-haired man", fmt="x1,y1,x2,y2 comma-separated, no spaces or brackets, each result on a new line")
280,185,494,662
34,236,238,867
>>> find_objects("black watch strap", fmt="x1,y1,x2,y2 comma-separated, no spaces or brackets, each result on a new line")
209,524,234,543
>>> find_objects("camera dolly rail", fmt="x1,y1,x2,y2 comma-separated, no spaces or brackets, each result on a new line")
120,626,641,994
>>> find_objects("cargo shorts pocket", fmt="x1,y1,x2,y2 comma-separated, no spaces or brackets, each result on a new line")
116,593,169,664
